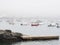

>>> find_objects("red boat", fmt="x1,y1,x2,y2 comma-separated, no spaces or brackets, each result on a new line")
31,23,39,26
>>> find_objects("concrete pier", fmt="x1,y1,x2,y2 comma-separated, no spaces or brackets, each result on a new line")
0,30,59,42
21,36,59,41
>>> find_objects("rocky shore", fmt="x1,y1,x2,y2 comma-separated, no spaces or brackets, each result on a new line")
0,29,23,42
0,29,59,42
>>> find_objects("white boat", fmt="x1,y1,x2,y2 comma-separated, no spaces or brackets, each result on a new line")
48,23,60,28
48,23,57,27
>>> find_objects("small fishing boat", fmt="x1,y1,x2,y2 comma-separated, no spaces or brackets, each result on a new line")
48,23,57,27
31,23,39,26
48,23,60,28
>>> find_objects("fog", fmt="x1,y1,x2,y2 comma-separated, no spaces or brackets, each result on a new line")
0,0,60,17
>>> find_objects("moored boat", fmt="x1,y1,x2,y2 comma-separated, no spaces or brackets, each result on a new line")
31,23,39,26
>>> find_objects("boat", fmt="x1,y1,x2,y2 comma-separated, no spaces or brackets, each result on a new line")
31,23,39,26
48,23,57,27
48,23,60,28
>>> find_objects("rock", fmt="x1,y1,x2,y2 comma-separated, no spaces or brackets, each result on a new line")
5,29,12,33
0,30,5,34
12,33,23,37
0,29,23,42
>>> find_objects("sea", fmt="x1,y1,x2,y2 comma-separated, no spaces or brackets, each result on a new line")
0,20,60,45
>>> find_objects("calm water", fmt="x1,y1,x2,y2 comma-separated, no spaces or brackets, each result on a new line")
0,21,60,45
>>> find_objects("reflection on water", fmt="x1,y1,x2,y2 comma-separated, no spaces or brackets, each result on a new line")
0,42,12,45
0,41,22,45
0,40,59,45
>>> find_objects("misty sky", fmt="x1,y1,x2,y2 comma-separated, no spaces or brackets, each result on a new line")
0,0,60,17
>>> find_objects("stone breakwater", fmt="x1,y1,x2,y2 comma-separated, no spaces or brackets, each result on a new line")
0,29,59,42
0,29,23,42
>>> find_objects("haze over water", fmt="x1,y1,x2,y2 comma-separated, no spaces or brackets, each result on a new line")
0,0,60,45
0,18,60,45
